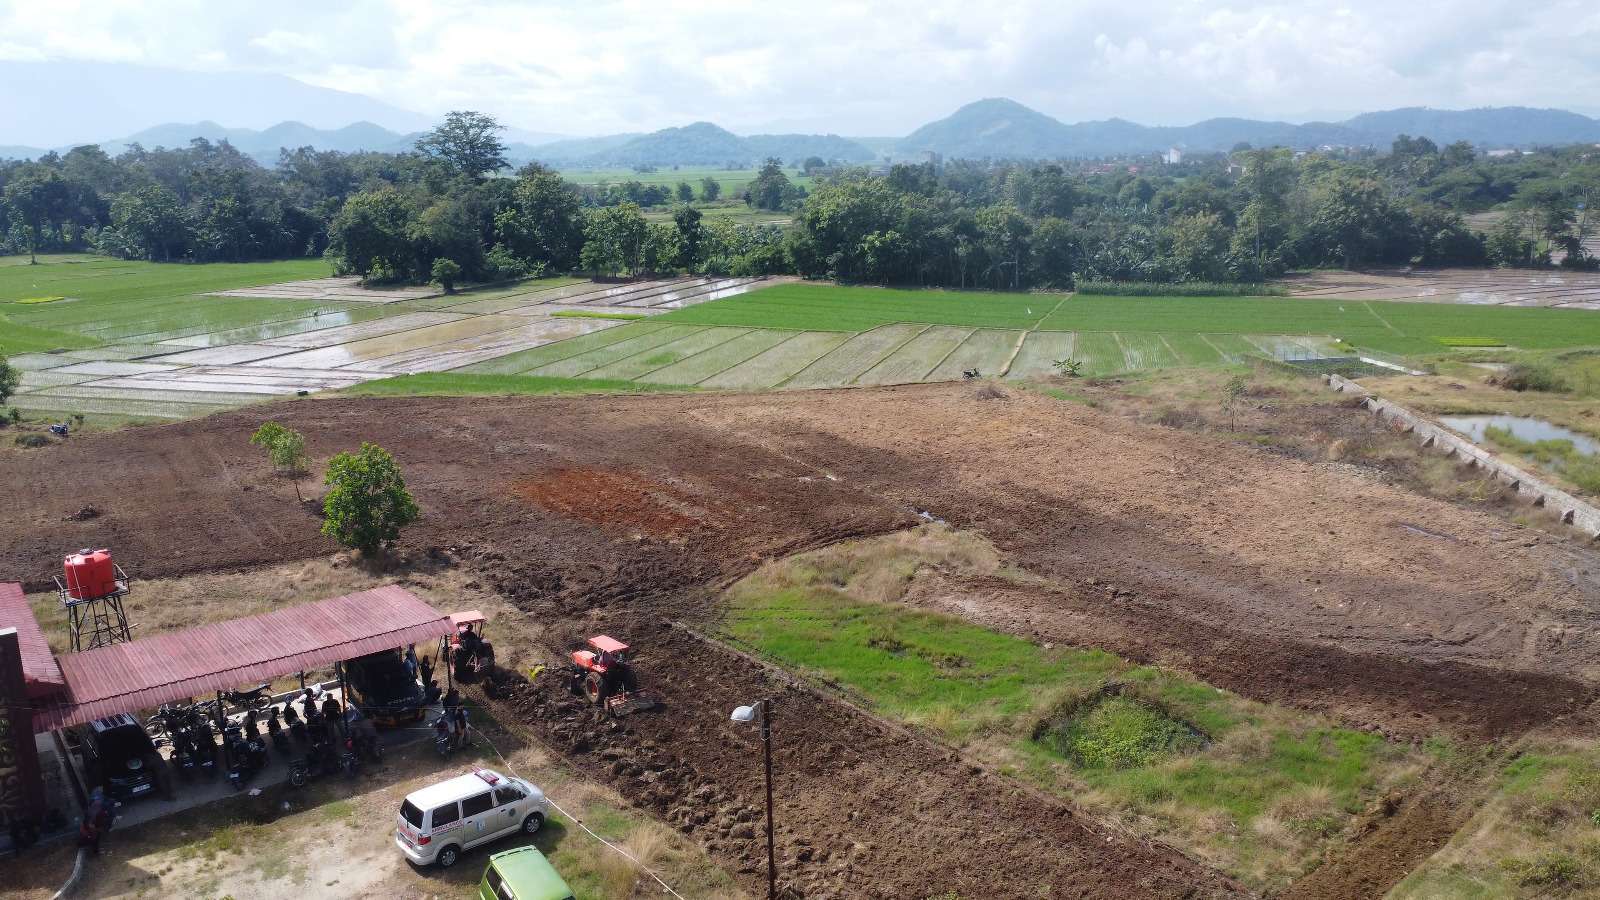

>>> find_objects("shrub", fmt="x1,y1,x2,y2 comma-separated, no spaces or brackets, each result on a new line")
321,442,420,553
14,433,50,448
430,258,462,293
249,422,307,475
0,356,19,406
1497,362,1570,393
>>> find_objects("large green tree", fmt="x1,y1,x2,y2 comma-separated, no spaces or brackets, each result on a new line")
415,111,509,181
494,165,586,271
579,203,647,277
326,187,417,280
321,443,420,553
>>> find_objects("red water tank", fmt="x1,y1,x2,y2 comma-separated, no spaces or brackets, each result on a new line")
63,548,118,601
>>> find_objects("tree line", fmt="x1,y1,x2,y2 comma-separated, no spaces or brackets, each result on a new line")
2,110,1595,290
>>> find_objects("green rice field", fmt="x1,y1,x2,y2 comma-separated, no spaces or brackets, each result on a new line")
0,255,332,354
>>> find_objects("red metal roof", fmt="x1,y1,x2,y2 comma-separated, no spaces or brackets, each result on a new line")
33,585,452,732
450,610,486,627
590,634,628,653
0,582,66,699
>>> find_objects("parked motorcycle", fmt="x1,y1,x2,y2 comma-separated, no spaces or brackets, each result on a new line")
223,725,267,790
290,729,334,788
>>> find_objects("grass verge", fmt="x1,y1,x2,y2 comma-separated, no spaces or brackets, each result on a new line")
1075,280,1289,297
550,310,650,320
342,372,691,397
721,525,1434,891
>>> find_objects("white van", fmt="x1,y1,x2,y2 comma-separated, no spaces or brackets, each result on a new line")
395,768,549,868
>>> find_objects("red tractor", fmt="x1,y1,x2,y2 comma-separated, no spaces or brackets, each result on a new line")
568,636,656,716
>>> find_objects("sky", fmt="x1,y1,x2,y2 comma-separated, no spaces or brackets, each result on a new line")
2,0,1598,139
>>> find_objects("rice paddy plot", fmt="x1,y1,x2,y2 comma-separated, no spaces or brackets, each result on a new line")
156,308,387,348
855,326,975,385
1198,334,1261,363
256,312,469,349
926,330,1025,382
1072,333,1128,376
581,327,754,381
263,316,528,370
149,344,301,366
51,360,184,377
1161,333,1229,367
32,385,278,406
649,330,813,387
527,325,709,377
18,370,103,389
784,325,929,388
660,283,1058,332
432,279,598,315
453,322,673,374
1008,332,1077,378
1115,332,1181,370
8,393,243,420
4,353,79,371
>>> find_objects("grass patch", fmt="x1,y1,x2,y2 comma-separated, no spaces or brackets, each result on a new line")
1076,280,1288,297
1392,744,1600,899
549,310,649,321
1437,336,1508,348
1035,688,1207,769
15,295,65,304
1481,425,1600,494
723,525,1434,891
342,372,691,398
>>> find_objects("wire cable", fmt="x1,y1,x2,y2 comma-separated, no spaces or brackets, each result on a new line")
476,730,687,900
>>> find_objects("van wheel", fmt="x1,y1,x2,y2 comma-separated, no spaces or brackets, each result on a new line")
522,812,544,834
435,845,461,868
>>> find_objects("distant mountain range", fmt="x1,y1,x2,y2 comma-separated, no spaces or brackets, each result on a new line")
526,122,875,167
5,96,1600,169
1,120,876,169
896,98,1600,159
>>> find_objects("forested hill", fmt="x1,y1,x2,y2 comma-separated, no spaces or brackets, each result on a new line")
898,99,1600,159
528,122,876,167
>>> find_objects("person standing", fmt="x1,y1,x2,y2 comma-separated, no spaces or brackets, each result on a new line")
79,788,112,854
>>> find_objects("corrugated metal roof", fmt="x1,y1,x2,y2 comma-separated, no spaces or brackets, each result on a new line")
33,585,453,732
0,581,67,698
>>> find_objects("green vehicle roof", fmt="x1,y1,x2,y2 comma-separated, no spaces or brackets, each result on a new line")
483,846,574,900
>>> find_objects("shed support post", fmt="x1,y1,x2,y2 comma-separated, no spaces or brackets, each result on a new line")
216,690,228,771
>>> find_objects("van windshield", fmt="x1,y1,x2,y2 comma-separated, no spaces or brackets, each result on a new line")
400,800,423,828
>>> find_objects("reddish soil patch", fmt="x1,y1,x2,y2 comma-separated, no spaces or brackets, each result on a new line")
512,467,722,540
5,384,1600,894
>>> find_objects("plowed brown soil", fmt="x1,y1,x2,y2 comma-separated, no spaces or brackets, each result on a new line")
5,382,1599,896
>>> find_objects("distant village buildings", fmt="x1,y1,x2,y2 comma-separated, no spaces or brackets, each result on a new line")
1161,147,1183,165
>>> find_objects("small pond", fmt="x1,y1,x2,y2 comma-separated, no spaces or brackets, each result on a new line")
1439,415,1600,456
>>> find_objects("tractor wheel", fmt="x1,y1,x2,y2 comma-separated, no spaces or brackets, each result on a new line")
583,672,607,706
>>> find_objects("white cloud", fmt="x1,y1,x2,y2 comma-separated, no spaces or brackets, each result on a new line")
1,0,1597,135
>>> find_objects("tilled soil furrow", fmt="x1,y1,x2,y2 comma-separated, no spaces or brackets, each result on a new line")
488,620,1250,899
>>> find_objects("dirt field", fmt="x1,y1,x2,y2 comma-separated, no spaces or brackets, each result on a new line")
6,382,1600,895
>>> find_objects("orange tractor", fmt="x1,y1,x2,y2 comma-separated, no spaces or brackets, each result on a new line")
568,635,657,716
